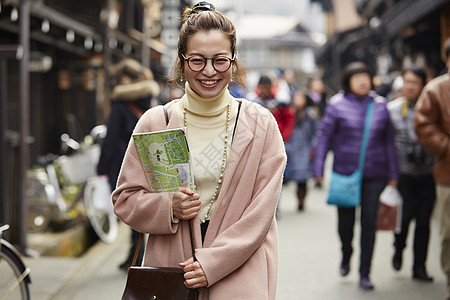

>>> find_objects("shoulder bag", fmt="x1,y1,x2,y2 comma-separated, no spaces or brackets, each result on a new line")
121,221,199,300
326,100,374,207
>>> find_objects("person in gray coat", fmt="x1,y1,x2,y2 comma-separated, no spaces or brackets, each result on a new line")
387,68,435,282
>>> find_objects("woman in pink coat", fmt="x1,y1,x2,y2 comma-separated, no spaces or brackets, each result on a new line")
112,2,286,299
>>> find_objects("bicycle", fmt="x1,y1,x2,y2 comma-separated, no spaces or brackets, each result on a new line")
25,125,118,244
0,224,31,300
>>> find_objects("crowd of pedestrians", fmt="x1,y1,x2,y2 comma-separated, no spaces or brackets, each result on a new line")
241,39,450,298
96,4,450,295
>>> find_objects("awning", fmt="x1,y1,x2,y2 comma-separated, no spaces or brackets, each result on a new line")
381,0,449,37
0,0,166,57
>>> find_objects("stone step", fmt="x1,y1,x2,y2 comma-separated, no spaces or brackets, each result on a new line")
27,220,97,257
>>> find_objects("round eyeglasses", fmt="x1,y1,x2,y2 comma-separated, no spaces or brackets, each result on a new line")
182,54,235,73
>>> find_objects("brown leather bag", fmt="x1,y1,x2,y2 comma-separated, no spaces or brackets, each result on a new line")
121,222,199,300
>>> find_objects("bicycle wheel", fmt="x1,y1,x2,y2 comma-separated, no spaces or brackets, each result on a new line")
84,176,118,244
0,244,31,300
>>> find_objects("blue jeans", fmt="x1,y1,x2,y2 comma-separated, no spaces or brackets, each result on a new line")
337,178,386,275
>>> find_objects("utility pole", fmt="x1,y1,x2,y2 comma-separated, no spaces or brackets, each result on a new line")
0,45,21,229
141,0,151,69
102,0,116,121
17,0,30,252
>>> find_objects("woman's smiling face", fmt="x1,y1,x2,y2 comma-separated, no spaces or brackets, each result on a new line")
183,30,233,98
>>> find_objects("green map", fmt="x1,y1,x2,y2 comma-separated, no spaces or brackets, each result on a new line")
132,128,194,192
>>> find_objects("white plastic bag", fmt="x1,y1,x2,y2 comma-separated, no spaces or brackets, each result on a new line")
92,176,113,213
380,185,402,206
378,186,403,232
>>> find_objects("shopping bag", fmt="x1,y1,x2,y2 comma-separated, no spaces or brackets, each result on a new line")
377,185,402,231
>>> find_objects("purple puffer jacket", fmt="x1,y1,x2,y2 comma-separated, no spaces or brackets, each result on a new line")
313,91,398,180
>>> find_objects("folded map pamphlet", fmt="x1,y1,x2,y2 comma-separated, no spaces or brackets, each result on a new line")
132,128,194,192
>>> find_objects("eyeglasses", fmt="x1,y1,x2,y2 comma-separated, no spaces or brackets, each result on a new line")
182,54,235,73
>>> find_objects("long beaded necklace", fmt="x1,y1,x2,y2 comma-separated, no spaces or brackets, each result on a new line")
183,104,231,223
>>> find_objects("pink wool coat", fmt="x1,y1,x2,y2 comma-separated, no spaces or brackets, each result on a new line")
112,99,286,299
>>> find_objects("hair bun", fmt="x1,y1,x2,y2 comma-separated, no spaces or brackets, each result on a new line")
182,1,215,22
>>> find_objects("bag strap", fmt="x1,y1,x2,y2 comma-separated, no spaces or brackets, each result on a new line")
131,233,144,267
357,100,374,171
163,105,169,125
232,100,242,142
125,101,145,119
131,220,197,266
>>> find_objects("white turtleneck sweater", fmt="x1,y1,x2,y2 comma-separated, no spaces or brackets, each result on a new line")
173,83,238,222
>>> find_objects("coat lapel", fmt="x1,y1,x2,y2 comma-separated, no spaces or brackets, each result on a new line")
220,101,254,197
206,101,254,226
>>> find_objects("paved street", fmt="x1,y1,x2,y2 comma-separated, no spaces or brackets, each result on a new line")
24,180,447,299
276,181,446,300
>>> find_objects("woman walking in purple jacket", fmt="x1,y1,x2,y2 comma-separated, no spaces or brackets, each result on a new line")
313,62,398,290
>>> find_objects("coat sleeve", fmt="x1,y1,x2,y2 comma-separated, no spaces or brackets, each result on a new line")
111,106,179,235
195,111,286,286
97,103,124,176
414,85,450,160
313,102,338,177
382,104,398,180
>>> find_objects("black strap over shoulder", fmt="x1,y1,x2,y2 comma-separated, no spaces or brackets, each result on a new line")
232,100,242,143
163,105,169,126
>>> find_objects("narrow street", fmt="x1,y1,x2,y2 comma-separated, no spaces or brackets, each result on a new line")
1,2,449,300
276,180,446,300
24,179,447,300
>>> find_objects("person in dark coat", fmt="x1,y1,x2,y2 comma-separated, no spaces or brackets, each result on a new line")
97,58,160,270
305,76,327,118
